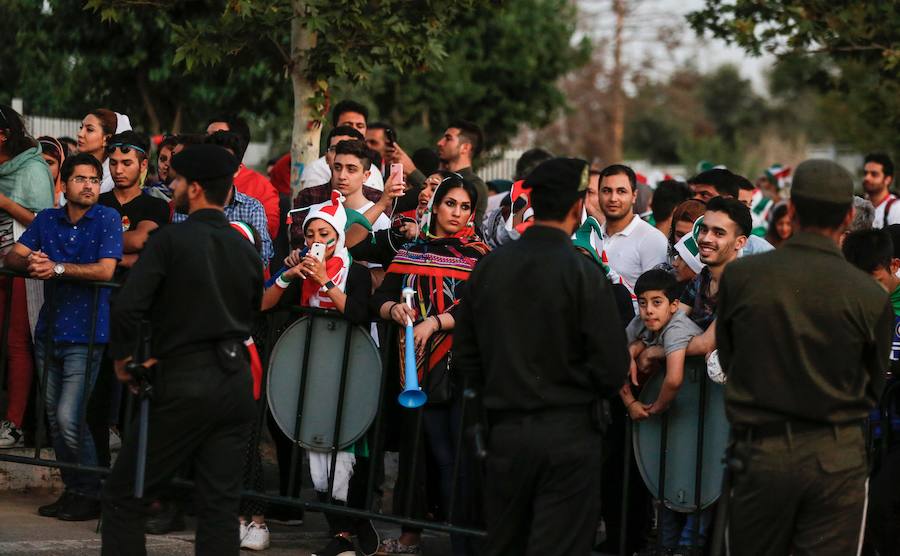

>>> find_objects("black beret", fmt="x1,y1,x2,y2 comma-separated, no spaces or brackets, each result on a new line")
171,144,239,182
523,157,589,194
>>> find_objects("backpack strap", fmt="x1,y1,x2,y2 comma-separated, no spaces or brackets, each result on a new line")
885,196,898,228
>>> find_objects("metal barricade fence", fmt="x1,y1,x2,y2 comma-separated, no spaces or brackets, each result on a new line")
619,357,729,556
3,267,885,553
0,267,118,478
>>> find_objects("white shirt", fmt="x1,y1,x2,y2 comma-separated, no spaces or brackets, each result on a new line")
100,159,115,194
355,200,391,345
355,200,392,237
872,194,900,229
299,156,384,191
600,214,669,290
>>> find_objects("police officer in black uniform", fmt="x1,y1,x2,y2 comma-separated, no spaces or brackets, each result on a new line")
101,144,263,555
454,158,630,555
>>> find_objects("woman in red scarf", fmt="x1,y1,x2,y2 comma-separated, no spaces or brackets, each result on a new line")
371,173,489,555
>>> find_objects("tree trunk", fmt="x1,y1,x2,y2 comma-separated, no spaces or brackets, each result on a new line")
136,71,161,135
171,102,183,135
290,0,321,200
610,0,626,163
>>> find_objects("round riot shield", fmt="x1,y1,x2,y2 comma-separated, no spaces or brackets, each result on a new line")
632,357,729,512
267,315,382,450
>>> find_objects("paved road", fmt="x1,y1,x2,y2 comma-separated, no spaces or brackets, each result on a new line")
0,490,456,556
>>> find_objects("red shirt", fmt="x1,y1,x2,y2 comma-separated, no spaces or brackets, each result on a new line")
234,164,281,240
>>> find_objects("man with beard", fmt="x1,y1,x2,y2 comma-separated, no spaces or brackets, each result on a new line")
863,153,897,228
4,153,122,520
454,157,629,555
171,132,273,266
680,197,750,332
101,144,263,555
598,164,669,299
389,120,489,227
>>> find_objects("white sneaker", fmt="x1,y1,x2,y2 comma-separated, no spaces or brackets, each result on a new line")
109,428,122,451
240,522,270,551
0,420,24,448
240,520,249,541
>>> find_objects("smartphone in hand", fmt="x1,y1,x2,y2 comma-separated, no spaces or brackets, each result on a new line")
390,163,405,186
310,242,326,262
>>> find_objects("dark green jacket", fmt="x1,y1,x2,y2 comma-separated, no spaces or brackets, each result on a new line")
717,231,892,426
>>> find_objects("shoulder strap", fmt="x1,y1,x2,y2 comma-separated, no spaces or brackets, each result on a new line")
885,196,898,228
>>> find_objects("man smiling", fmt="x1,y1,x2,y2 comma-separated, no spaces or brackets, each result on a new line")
679,196,749,332
598,164,668,296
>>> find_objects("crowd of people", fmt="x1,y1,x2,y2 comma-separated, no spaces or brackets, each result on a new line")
0,97,897,556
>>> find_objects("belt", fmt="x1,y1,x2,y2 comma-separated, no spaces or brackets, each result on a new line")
160,349,220,374
734,419,864,441
488,404,590,425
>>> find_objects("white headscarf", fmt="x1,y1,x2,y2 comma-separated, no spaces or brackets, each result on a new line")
100,112,133,194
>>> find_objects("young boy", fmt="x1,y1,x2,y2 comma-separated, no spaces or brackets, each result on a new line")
618,268,707,553
619,268,702,421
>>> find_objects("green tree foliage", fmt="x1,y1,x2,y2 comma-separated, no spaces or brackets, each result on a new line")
688,0,900,156
1,0,283,134
80,0,486,191
624,65,771,171
363,0,590,152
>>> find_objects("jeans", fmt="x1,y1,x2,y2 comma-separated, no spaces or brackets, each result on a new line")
35,339,103,496
659,505,712,548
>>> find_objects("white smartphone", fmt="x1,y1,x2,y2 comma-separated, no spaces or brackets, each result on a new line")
309,242,326,262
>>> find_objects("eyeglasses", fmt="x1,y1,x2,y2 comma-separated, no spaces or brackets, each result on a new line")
71,176,101,185
327,145,338,153
105,142,147,155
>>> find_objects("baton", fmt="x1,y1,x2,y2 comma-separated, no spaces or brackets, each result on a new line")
709,447,742,556
135,395,149,498
127,323,154,499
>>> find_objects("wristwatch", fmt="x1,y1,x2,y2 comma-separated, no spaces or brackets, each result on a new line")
52,263,65,277
323,280,337,291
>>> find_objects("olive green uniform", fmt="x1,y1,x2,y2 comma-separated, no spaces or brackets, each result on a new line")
717,230,892,555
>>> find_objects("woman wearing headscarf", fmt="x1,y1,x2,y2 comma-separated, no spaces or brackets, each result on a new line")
38,136,66,207
76,108,132,194
0,105,54,448
370,173,489,556
262,191,379,556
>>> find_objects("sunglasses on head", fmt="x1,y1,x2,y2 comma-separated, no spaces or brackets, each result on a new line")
106,142,146,155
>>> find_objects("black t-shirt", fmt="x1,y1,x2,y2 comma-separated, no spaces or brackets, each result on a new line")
99,190,170,232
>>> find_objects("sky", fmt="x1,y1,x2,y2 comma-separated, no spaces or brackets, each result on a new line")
578,0,775,94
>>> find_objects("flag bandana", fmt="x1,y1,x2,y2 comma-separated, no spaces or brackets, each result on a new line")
504,180,534,235
750,189,774,237
572,211,633,296
765,164,792,190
